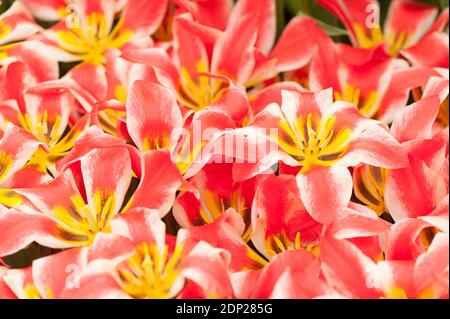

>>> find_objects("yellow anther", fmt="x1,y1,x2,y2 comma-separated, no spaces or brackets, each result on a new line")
115,242,185,299
56,14,132,64
277,113,352,173
54,192,116,246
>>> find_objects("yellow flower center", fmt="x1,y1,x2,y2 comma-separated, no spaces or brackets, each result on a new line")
265,231,320,258
334,84,379,118
196,192,252,242
0,21,16,60
385,31,413,57
384,286,440,299
18,111,83,173
23,284,54,299
0,20,11,40
353,24,384,49
171,133,205,176
115,242,185,299
98,108,126,136
354,165,387,216
143,136,171,151
385,286,408,299
54,191,116,246
0,188,22,208
178,61,228,111
0,151,22,207
0,150,13,182
276,113,352,173
55,13,132,65
18,111,63,147
353,23,412,57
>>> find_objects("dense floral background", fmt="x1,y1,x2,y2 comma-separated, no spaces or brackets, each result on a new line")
0,0,448,299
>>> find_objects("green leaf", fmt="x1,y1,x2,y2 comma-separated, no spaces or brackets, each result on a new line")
421,0,449,8
296,12,348,37
314,18,349,36
285,0,311,16
276,0,286,39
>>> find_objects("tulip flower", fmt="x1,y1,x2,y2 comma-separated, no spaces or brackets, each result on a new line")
232,88,408,224
0,145,182,256
121,0,323,125
2,209,234,299
174,162,260,242
0,0,447,300
0,123,42,207
317,0,449,67
39,0,169,65
309,29,443,121
0,1,41,59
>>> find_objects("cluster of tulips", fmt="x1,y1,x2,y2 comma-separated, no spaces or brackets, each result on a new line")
0,0,448,299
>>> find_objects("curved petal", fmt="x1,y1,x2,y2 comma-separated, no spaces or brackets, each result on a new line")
390,96,441,143
384,0,438,48
281,88,333,120
80,147,132,218
269,16,321,73
0,267,16,298
129,150,182,216
173,13,209,77
208,81,250,125
384,218,429,260
249,249,325,299
85,232,135,262
385,157,445,220
4,165,51,188
251,174,318,257
320,234,380,298
181,241,234,298
249,81,304,116
56,126,141,177
211,13,258,83
15,169,81,219
316,0,378,47
420,195,449,233
121,0,169,37
6,40,59,82
0,1,41,45
340,122,409,169
174,0,232,31
32,248,84,298
296,165,353,225
0,207,65,257
174,162,254,234
377,66,441,122
328,202,391,239
120,47,179,87
59,261,130,299
401,32,449,68
111,208,166,258
182,209,266,271
0,123,40,185
228,0,275,54
65,63,108,102
309,32,341,92
21,0,66,21
126,81,182,151
414,233,449,296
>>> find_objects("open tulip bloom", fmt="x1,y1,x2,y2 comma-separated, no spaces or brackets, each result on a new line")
0,0,448,300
